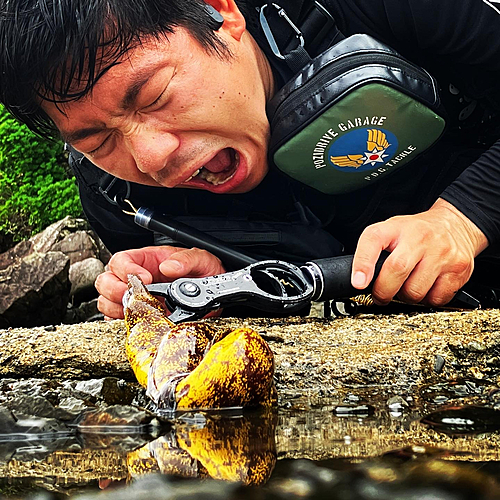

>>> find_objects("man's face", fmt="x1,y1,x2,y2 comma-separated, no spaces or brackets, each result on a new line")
44,24,274,194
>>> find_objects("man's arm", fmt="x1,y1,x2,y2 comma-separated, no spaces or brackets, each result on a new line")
69,150,226,319
345,0,500,303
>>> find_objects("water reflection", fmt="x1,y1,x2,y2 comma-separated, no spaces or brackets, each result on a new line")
126,409,277,485
0,401,500,498
421,405,500,434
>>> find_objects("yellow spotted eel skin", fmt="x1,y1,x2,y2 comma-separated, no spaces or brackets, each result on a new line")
126,410,277,485
124,275,277,410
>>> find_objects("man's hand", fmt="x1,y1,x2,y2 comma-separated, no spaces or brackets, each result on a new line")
95,246,225,319
351,198,489,306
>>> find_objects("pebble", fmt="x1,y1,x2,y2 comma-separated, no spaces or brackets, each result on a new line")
434,355,446,373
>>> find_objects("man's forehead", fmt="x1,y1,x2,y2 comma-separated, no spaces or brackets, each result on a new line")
45,41,169,109
42,33,171,107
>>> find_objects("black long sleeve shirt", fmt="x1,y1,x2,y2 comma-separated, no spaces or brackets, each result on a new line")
323,0,500,244
70,0,500,259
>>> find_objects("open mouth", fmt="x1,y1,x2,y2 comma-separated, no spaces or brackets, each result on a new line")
186,148,239,186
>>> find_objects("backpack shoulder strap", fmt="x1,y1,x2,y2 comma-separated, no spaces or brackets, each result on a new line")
258,1,343,78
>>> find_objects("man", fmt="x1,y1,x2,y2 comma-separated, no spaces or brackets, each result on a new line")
1,0,499,319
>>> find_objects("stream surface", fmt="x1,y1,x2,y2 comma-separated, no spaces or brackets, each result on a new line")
0,378,499,500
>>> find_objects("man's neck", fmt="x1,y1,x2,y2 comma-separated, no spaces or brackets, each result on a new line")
246,30,276,102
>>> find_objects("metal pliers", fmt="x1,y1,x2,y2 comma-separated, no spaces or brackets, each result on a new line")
116,205,483,322
145,253,485,323
146,259,315,323
146,254,391,323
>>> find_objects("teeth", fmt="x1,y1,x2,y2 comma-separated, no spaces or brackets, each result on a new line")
185,168,201,182
185,151,240,186
198,168,237,185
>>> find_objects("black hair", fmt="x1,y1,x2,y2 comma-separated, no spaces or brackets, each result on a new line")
0,0,232,137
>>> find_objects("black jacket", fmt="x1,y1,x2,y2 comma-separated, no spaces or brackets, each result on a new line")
69,0,500,270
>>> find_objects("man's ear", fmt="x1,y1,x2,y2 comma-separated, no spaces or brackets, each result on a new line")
204,0,246,41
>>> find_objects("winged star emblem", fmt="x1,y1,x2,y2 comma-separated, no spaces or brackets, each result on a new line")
330,129,391,169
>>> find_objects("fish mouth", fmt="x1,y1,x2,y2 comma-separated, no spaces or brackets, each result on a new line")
184,147,239,186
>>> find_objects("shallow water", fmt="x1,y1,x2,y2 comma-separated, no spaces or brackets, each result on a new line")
0,385,499,500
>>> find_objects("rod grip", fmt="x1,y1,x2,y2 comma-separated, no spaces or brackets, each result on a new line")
305,252,388,301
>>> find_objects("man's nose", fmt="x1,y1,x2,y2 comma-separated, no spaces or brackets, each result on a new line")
126,128,180,174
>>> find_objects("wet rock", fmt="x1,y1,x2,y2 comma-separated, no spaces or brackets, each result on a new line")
3,391,84,422
421,405,500,434
69,258,105,305
0,378,135,421
5,393,61,420
2,378,46,397
0,406,69,439
387,396,409,410
386,396,409,419
3,309,500,396
76,405,158,431
486,356,500,366
58,397,90,415
420,379,492,406
385,396,408,420
466,341,487,353
0,407,27,435
72,378,137,406
434,355,446,373
0,251,70,328
344,393,361,403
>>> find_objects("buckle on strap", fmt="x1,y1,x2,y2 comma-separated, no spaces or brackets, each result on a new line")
98,173,131,209
259,3,305,60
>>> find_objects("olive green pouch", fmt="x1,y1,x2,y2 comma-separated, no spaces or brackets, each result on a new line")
267,34,446,194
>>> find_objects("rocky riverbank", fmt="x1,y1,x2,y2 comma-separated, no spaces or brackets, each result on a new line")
1,309,500,498
2,308,499,394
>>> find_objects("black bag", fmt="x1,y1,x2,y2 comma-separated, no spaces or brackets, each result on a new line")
261,3,447,194
67,150,345,264
152,215,344,266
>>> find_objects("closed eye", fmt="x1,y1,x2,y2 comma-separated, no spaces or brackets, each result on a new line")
87,134,112,156
144,87,169,110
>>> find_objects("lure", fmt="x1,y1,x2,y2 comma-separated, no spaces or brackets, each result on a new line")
124,275,277,410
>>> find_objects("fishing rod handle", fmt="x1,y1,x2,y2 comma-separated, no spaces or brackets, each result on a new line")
303,252,389,301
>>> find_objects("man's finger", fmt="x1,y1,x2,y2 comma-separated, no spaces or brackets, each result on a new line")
423,273,469,307
97,295,125,319
396,258,440,304
106,253,154,283
371,247,425,304
159,248,224,279
95,272,129,304
351,223,394,290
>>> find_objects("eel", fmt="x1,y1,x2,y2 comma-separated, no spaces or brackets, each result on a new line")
124,275,277,410
126,410,277,485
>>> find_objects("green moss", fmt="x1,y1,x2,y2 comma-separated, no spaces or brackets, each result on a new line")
0,105,82,248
